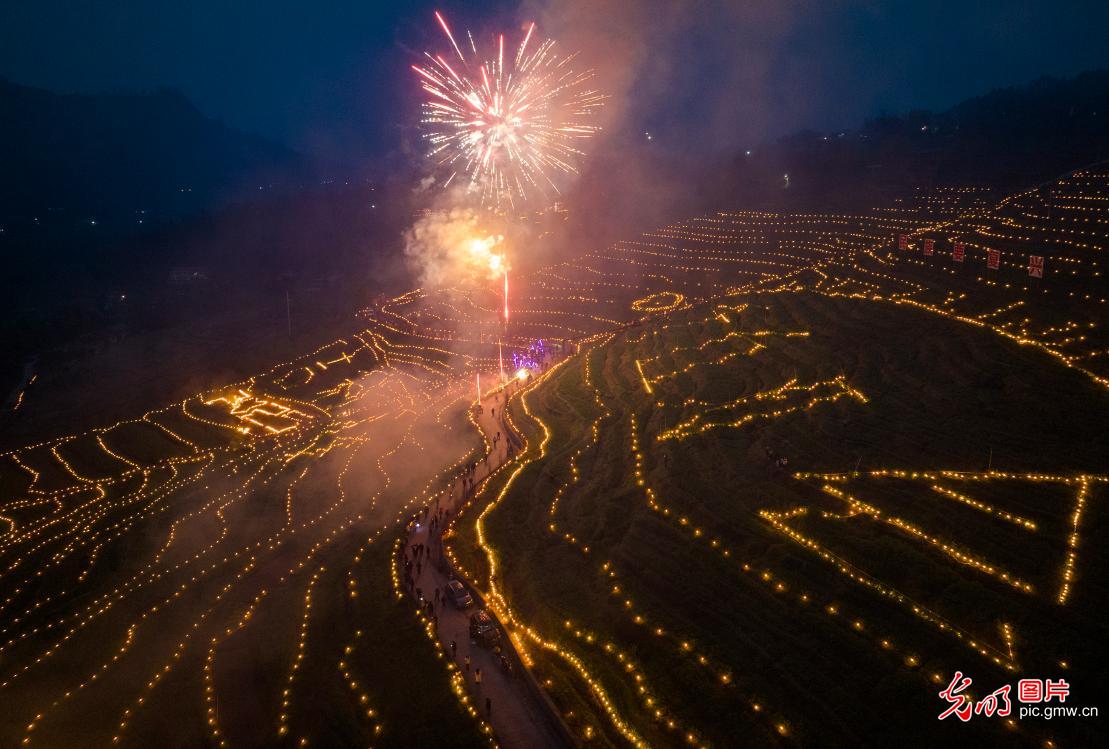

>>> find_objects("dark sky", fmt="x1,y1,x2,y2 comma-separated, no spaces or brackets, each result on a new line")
3,0,1108,164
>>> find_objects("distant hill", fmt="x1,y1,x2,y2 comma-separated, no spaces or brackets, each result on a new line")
557,70,1109,250
712,69,1109,211
0,77,318,224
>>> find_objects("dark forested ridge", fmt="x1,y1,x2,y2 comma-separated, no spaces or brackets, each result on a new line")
711,70,1109,211
0,77,317,223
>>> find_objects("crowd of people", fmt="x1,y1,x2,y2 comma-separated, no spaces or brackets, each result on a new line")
398,349,566,737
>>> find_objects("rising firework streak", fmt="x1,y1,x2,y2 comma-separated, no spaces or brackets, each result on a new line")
414,12,605,208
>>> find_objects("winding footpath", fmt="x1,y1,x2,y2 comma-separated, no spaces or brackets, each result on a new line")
403,381,570,749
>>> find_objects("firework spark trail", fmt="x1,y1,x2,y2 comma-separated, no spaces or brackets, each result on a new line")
435,11,465,63
414,13,605,208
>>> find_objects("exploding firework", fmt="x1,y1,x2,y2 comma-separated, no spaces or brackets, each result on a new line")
413,12,605,208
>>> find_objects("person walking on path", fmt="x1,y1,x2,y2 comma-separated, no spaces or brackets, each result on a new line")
474,668,482,689
464,655,471,672
486,697,492,717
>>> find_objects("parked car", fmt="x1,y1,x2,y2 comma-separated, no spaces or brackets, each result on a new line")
445,579,473,609
469,610,500,647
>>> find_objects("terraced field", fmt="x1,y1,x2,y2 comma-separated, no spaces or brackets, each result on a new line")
1,163,1107,747
448,290,1108,747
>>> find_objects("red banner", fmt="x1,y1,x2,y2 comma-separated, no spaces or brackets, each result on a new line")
923,238,934,256
1028,255,1044,278
952,241,965,262
898,234,909,250
987,249,1000,270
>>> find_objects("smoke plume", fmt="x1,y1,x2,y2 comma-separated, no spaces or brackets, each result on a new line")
403,189,518,288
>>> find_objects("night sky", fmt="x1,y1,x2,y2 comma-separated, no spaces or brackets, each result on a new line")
3,0,1109,164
